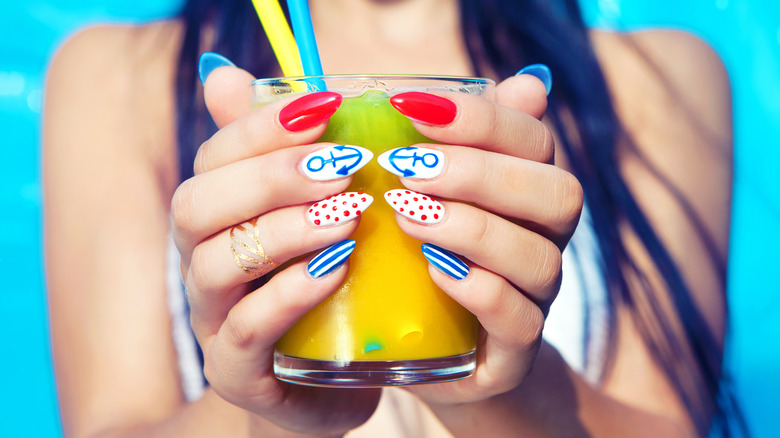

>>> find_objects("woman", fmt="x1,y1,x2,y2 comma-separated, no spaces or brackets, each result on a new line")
43,0,739,436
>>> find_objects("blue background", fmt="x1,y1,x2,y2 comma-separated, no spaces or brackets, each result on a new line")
0,0,777,436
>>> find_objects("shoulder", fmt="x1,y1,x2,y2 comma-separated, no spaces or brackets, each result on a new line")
589,28,729,87
593,30,733,233
45,21,183,180
591,29,733,275
48,21,184,97
589,29,732,257
590,28,727,72
590,29,731,147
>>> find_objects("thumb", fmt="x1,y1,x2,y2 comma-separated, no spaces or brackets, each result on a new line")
495,64,552,120
200,53,257,128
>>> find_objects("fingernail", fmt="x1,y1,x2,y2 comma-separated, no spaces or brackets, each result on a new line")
421,243,469,280
279,92,343,132
384,189,443,224
390,92,457,125
301,145,373,181
307,192,373,227
378,147,444,179
516,64,552,96
308,240,356,278
198,52,235,85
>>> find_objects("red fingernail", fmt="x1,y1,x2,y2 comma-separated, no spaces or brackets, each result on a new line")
279,92,342,132
390,92,457,125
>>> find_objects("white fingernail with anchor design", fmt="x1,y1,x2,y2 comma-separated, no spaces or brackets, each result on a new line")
378,147,444,179
301,145,373,181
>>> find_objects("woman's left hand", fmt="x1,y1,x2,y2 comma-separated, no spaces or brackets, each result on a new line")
390,74,583,405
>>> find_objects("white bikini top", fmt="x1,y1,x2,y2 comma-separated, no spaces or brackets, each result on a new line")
166,204,609,431
544,204,609,384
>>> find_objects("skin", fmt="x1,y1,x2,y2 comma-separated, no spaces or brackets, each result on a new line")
43,0,731,437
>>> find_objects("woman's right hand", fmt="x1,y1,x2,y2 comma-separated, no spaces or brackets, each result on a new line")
170,62,381,436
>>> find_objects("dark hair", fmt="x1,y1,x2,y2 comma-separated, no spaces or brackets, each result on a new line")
175,0,745,435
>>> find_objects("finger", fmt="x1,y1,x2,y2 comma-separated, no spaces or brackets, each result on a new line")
397,145,583,245
393,200,562,309
389,90,553,163
195,91,341,175
412,265,544,402
203,256,380,435
202,259,350,407
172,144,353,257
203,65,257,128
495,74,549,120
186,201,367,338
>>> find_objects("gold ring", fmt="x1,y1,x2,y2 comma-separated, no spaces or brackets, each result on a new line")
229,218,278,276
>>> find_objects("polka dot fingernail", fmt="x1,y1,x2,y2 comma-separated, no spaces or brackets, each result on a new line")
307,192,374,227
384,189,444,224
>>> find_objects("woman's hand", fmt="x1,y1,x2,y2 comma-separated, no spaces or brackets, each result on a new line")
389,74,584,405
170,64,380,436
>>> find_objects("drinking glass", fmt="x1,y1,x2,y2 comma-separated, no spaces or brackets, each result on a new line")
252,75,495,386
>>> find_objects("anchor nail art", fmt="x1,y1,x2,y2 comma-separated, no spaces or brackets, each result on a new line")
378,147,444,179
421,243,469,280
307,192,373,227
308,240,356,278
301,145,373,181
384,189,444,224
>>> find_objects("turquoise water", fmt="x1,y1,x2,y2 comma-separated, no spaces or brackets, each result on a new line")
1,1,777,436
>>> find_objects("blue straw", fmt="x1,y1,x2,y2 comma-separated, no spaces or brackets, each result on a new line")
287,0,324,76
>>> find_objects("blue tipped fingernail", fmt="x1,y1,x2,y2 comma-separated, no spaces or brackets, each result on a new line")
198,52,235,85
308,240,356,278
421,243,469,280
516,63,552,96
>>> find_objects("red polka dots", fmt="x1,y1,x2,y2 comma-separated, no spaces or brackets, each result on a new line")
384,189,444,224
308,192,374,227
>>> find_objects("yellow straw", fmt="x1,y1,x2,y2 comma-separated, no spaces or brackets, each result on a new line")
251,0,304,77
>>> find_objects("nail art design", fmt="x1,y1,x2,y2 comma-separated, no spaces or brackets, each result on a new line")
198,52,235,85
308,240,356,278
279,92,343,132
377,147,444,179
307,192,373,226
516,64,552,96
390,92,457,125
302,145,373,181
384,189,444,224
421,243,469,280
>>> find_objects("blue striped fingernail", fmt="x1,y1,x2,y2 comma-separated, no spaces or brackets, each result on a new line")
421,243,469,280
308,240,356,278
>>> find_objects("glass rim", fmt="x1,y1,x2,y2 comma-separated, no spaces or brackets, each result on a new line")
251,74,495,86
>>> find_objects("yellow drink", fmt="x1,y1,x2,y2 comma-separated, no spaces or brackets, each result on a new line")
252,76,494,386
278,90,477,361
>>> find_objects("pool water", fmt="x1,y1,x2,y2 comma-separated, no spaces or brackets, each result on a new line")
0,1,777,436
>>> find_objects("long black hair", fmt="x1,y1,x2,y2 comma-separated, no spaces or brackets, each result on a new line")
174,0,745,435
